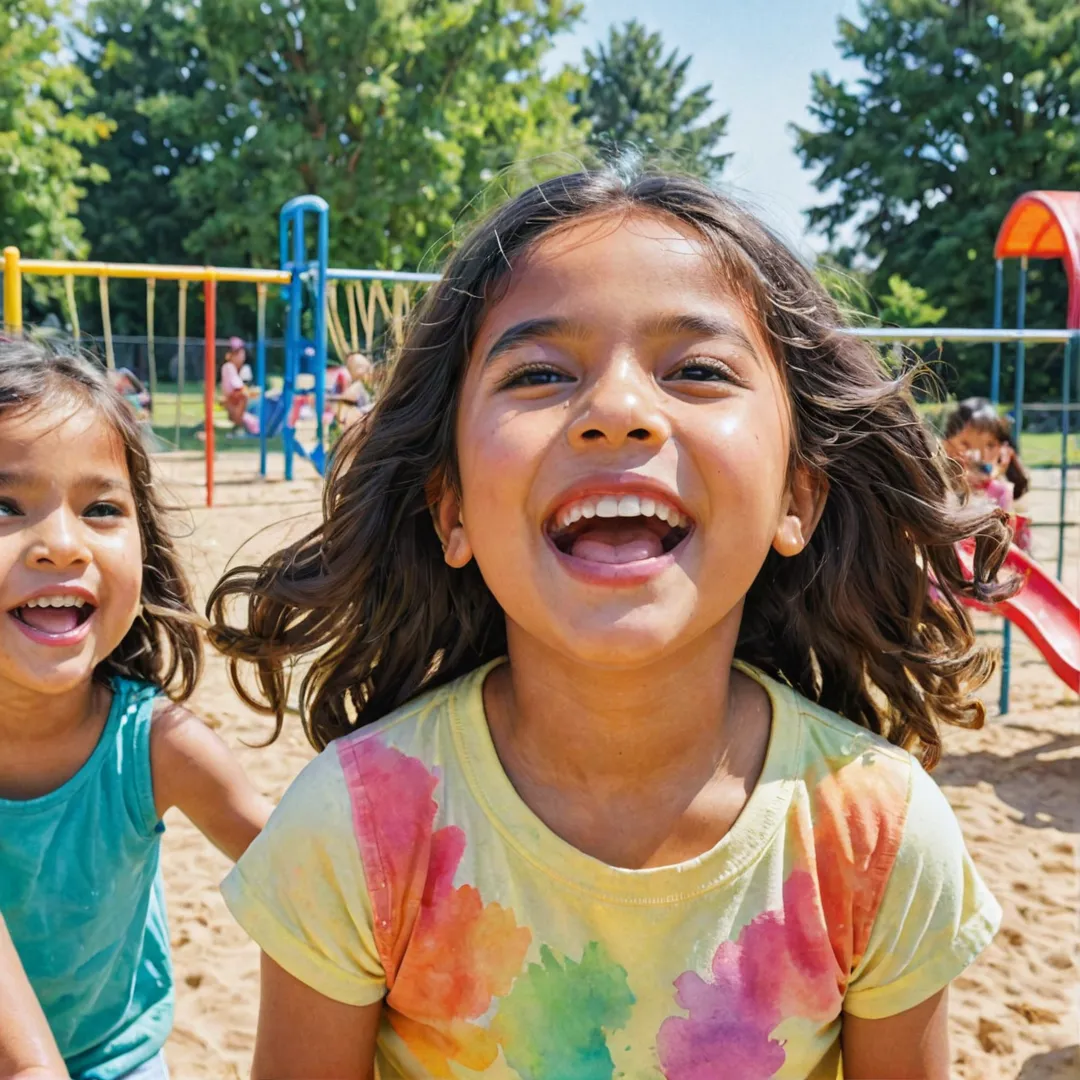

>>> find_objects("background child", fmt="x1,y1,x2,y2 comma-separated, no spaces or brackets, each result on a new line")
210,168,1013,1079
219,337,257,435
327,351,376,442
0,342,272,1080
943,397,1032,551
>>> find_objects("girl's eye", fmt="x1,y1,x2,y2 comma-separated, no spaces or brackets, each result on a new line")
83,502,124,519
0,499,22,517
502,364,574,389
669,359,737,383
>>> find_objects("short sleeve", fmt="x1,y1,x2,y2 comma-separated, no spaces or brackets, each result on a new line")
844,760,1001,1019
220,747,386,1006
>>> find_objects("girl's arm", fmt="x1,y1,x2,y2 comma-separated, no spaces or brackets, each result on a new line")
842,988,950,1079
151,703,273,862
252,952,381,1079
0,915,68,1080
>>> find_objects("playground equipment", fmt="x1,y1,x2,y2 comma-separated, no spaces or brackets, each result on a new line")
956,540,1079,694
2,246,289,507
990,190,1079,712
266,197,440,481
1,202,438,501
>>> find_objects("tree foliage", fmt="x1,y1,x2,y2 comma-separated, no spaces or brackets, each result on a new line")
148,0,584,270
76,0,207,333
573,19,729,179
0,0,113,258
795,0,1079,398
74,0,587,335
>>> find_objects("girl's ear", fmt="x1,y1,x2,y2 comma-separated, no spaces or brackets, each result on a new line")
430,481,474,569
772,465,828,558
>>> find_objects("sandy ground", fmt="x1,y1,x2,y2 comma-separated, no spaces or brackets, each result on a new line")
155,450,1079,1080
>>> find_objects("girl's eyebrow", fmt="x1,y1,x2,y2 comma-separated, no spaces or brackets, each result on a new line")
483,313,761,366
0,469,128,493
483,317,590,365
644,313,760,357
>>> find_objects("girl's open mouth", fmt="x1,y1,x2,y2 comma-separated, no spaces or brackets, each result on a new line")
546,493,693,574
9,595,97,646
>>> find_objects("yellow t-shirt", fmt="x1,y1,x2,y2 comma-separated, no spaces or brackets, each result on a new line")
222,661,999,1079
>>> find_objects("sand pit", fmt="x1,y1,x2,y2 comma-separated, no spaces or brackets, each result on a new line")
155,450,1078,1080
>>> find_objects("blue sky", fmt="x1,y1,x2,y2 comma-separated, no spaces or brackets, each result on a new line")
545,0,865,254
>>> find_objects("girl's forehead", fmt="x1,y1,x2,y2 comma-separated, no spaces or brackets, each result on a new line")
0,402,129,472
522,210,715,277
474,211,759,346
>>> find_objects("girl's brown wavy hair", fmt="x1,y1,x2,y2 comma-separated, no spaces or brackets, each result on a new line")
208,167,1014,768
0,339,202,700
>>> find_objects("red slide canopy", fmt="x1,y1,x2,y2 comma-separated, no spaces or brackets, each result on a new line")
994,190,1080,328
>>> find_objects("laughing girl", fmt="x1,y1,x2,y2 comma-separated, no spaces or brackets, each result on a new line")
0,343,271,1080
211,168,1010,1080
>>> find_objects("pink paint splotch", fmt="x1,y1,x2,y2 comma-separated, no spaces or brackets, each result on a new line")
657,871,842,1080
337,735,531,1078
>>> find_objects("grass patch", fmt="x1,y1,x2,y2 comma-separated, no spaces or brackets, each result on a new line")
1019,431,1080,468
145,389,280,454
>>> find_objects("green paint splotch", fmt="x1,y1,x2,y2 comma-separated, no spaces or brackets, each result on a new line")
491,941,634,1080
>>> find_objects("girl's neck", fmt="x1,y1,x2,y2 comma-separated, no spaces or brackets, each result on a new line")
483,617,772,869
0,679,113,801
0,678,107,745
492,619,744,793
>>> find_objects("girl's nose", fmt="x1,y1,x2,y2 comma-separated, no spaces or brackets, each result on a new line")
568,356,671,450
25,510,92,571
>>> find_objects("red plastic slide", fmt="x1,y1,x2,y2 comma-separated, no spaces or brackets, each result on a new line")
956,539,1080,693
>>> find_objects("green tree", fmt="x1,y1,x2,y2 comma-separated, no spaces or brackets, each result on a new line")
77,0,207,334
0,0,112,260
794,0,1079,399
877,273,947,328
574,20,730,178
147,0,587,276
816,259,946,328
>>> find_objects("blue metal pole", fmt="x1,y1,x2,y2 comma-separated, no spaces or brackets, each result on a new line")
1013,257,1027,443
990,258,1004,403
1059,333,1076,580
256,283,269,478
313,203,329,464
1000,256,1028,716
283,205,305,482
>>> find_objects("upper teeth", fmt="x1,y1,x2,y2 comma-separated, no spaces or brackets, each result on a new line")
22,596,87,609
555,494,690,530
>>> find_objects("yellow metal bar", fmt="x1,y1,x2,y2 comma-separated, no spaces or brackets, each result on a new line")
16,258,290,286
3,247,22,332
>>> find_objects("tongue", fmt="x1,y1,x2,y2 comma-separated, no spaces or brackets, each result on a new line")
17,606,82,635
570,524,665,564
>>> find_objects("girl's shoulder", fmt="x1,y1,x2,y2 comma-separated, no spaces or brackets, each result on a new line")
744,662,916,790
332,660,489,766
748,664,952,866
758,665,976,898
265,661,488,825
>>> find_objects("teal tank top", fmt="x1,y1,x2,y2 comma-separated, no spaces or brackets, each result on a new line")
0,679,173,1080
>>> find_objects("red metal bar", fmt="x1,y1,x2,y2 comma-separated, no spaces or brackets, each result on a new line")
204,279,216,507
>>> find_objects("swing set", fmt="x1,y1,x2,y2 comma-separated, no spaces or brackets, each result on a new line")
2,247,288,507
1,196,438,504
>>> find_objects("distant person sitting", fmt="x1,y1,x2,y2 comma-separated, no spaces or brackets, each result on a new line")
220,337,258,435
326,351,376,428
